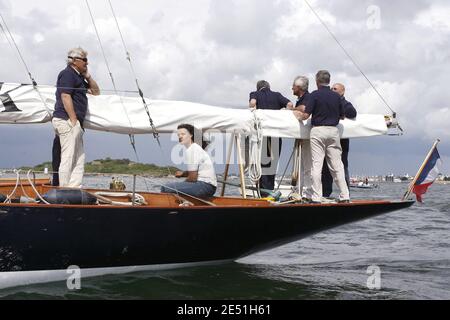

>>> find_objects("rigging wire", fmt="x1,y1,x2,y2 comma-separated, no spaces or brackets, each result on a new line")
0,12,53,118
142,176,216,206
85,0,140,161
303,0,403,132
0,12,36,86
107,0,162,145
38,85,138,93
1,168,216,206
1,82,139,93
107,0,180,197
0,19,23,72
275,145,295,192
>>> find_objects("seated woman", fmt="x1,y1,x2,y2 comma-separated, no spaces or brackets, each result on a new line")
161,124,217,198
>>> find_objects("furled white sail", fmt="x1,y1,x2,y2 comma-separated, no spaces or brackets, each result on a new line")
0,83,388,138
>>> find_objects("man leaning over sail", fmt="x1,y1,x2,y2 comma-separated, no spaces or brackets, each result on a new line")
294,70,350,203
52,47,100,188
249,80,293,191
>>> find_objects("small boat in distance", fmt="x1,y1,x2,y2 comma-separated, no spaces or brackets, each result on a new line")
349,181,379,189
349,177,379,189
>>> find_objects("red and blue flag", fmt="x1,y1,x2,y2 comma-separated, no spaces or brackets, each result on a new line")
412,147,442,202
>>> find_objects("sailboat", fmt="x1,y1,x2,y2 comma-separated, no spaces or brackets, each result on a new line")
0,83,414,289
0,1,414,290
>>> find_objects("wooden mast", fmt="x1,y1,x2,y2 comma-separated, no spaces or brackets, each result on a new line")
220,133,235,197
220,132,247,199
236,133,247,199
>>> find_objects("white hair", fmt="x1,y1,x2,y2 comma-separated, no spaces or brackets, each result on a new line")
66,47,88,65
293,76,309,91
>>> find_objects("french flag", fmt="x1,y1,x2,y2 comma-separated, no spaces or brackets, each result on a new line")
412,147,442,202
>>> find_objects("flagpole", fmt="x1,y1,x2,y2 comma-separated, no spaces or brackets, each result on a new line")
402,139,440,200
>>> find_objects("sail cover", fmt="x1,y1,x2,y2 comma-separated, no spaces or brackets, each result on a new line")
0,83,388,138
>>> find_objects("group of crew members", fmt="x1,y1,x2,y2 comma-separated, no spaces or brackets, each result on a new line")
52,47,356,203
249,71,356,203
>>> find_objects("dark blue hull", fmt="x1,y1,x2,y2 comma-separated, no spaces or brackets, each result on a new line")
0,200,414,273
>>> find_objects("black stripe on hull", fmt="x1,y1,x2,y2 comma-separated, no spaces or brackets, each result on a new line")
0,84,22,112
0,201,414,272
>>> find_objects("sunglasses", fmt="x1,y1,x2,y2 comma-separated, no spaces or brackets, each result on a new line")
69,56,88,62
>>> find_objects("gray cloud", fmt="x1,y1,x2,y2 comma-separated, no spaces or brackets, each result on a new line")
204,0,285,48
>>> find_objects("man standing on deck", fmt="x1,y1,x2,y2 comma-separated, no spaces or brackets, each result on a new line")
291,76,313,201
294,70,350,203
249,80,293,190
321,83,357,197
52,47,100,188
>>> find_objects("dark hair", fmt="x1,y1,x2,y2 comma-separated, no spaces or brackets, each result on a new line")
177,123,195,140
177,123,210,149
316,70,331,86
256,80,270,91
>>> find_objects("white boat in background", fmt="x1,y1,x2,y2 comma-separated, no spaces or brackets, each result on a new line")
350,181,379,189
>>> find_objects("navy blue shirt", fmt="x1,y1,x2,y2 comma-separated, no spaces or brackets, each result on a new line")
341,97,357,119
295,91,310,108
53,66,90,123
340,97,357,152
304,86,344,126
249,88,291,110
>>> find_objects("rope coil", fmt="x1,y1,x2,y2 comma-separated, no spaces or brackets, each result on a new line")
247,109,263,184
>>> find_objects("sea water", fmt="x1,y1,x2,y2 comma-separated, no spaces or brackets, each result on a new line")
0,177,448,299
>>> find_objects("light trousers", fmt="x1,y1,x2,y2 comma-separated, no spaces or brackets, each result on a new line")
300,139,313,199
52,118,85,188
310,126,349,202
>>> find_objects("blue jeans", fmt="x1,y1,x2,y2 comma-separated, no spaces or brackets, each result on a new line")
161,181,217,198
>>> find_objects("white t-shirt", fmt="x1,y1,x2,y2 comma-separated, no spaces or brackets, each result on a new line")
185,143,217,187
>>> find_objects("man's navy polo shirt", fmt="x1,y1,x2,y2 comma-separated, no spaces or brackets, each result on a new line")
53,66,89,123
295,91,310,108
341,97,357,119
305,86,344,126
249,88,291,110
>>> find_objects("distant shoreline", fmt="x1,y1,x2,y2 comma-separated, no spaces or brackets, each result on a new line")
17,158,180,178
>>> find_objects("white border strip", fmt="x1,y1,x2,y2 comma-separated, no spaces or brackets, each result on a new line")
0,259,233,290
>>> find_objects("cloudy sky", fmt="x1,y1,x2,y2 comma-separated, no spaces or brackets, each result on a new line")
0,0,449,175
